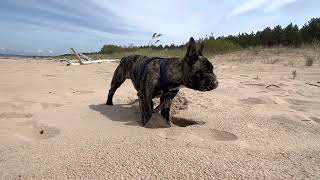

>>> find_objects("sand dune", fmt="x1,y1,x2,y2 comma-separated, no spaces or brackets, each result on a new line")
0,49,320,179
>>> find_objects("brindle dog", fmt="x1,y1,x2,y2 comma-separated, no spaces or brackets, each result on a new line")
106,37,218,127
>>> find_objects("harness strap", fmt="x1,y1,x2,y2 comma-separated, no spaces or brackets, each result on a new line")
153,59,180,112
160,59,179,97
136,57,178,104
160,59,168,94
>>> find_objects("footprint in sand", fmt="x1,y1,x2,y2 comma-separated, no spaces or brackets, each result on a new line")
159,127,238,142
195,128,238,141
289,105,306,112
40,103,63,110
0,112,33,119
79,90,95,94
158,117,237,142
171,117,205,127
214,130,238,141
14,121,60,141
71,89,95,94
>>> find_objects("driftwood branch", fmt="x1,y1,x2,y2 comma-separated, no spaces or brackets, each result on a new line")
70,48,83,65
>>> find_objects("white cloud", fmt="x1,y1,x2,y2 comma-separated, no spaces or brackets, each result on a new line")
37,49,43,53
48,50,53,54
229,0,299,17
265,0,297,12
229,0,267,17
0,48,5,51
96,0,223,44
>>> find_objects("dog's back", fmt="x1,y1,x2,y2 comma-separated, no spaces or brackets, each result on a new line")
117,55,147,79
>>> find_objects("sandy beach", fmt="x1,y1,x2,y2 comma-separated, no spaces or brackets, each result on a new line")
0,49,320,179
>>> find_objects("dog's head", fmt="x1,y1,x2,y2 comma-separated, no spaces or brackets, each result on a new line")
182,37,218,91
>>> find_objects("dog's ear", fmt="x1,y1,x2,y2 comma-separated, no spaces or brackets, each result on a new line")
198,41,204,56
185,37,198,64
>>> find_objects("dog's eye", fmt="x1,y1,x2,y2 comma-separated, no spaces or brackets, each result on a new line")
203,67,213,73
196,71,203,78
208,65,214,73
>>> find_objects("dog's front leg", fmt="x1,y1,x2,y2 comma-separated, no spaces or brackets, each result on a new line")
160,90,179,126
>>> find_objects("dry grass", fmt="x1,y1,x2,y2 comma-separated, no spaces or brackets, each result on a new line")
55,48,189,60
55,46,320,68
292,70,297,79
261,58,280,64
305,56,315,66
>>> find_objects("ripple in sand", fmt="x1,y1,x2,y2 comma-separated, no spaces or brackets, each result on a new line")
40,103,63,109
71,89,95,94
79,90,95,94
310,117,320,123
210,129,238,141
195,128,238,141
285,98,320,106
0,112,33,119
239,97,266,105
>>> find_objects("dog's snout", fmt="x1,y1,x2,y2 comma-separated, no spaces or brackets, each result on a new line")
212,80,218,89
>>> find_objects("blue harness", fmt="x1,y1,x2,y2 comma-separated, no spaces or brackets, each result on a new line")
137,57,175,98
159,59,179,99
159,59,169,96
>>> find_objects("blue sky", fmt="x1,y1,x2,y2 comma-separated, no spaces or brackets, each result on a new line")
0,0,319,55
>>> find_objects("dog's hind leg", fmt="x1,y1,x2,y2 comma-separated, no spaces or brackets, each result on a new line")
139,75,157,126
160,97,173,127
106,65,127,105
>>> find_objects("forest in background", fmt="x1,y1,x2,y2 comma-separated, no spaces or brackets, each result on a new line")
60,18,320,59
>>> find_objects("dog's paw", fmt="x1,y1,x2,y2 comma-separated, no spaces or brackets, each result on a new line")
166,121,172,128
105,101,113,106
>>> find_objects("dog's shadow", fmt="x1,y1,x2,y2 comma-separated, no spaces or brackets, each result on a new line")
89,99,141,126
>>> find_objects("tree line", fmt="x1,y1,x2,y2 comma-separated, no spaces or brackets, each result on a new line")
219,18,320,48
100,17,320,54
